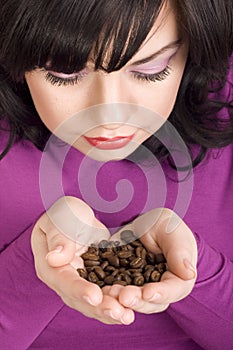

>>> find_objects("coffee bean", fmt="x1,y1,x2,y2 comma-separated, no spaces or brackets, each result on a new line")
130,257,143,268
100,261,109,270
150,270,161,282
157,263,167,274
119,258,129,267
100,251,114,259
120,230,137,243
134,275,144,286
96,280,105,288
113,280,128,286
88,272,99,283
77,268,87,279
81,252,99,261
107,255,120,268
111,269,119,277
147,252,156,264
84,260,100,267
117,251,132,259
98,240,109,249
93,266,105,280
155,253,167,264
104,275,115,285
77,231,167,288
143,266,154,282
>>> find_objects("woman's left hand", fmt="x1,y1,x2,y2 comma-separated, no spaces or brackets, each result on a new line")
104,208,197,314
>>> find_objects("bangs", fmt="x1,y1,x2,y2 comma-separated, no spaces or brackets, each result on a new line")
0,0,165,79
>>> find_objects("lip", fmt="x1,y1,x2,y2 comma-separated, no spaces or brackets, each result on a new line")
84,134,135,150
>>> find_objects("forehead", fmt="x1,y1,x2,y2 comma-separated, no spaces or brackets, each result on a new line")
131,1,179,61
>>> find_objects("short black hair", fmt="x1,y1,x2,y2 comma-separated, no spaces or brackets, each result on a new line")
0,0,232,164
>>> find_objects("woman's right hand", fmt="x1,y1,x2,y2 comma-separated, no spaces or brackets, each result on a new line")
31,196,134,325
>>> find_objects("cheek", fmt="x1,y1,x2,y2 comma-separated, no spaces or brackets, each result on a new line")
25,74,77,132
145,66,186,119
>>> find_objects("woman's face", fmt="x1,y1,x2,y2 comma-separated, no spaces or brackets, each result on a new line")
25,1,188,161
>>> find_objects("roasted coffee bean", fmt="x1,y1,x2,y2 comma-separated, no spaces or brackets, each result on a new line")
113,280,128,286
100,251,114,259
104,275,115,285
119,258,129,267
132,271,143,278
88,272,99,283
77,268,87,279
106,266,117,273
84,260,100,267
81,252,99,261
117,251,132,259
100,261,109,270
157,263,167,274
107,255,120,268
150,270,161,282
122,274,132,285
147,251,156,264
120,230,137,243
77,231,167,288
136,246,146,258
131,240,142,247
130,257,143,268
93,266,105,280
96,280,105,288
128,268,143,274
134,275,144,286
144,266,155,282
155,253,167,264
111,269,119,277
98,240,109,249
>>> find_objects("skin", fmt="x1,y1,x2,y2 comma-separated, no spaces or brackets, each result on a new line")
30,0,197,325
25,0,188,161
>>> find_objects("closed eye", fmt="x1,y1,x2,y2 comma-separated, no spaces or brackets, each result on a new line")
43,69,88,86
131,66,171,83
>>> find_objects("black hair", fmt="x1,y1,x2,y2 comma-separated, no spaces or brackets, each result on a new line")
0,0,233,164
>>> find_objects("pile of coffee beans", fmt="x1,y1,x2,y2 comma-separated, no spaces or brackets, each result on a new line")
77,230,167,288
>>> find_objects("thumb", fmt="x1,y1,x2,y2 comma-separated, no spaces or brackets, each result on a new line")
40,217,77,267
166,249,197,281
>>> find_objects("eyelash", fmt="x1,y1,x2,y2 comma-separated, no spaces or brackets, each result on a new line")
44,71,86,86
44,66,171,87
131,66,171,83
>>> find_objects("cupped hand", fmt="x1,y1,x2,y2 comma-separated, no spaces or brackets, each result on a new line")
104,208,197,314
31,196,134,325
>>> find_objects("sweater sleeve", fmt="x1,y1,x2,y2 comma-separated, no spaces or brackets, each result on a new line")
0,224,64,350
167,232,233,350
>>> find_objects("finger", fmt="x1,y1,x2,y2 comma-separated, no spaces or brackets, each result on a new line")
108,285,169,314
42,224,77,267
142,270,195,304
32,220,75,268
98,295,135,325
111,285,142,308
55,265,104,306
33,225,102,303
45,196,110,246
145,210,197,280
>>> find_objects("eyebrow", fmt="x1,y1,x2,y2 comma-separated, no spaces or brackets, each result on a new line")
130,38,183,66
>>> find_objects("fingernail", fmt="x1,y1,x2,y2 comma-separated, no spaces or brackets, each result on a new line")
46,246,63,259
183,259,196,278
83,296,96,306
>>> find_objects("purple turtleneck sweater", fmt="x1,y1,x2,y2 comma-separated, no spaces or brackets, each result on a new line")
0,62,233,350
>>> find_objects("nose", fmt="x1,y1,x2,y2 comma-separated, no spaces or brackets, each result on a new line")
89,72,133,126
95,71,127,105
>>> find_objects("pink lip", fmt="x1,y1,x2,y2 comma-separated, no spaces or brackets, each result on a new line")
84,134,135,150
